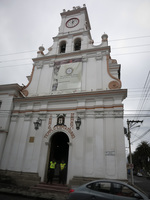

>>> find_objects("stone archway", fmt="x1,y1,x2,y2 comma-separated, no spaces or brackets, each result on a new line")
47,132,69,183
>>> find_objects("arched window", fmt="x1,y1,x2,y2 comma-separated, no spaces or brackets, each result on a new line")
59,41,66,53
74,38,81,51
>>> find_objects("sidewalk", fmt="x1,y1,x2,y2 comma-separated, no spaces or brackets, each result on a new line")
0,183,69,200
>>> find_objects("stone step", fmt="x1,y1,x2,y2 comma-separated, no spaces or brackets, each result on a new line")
30,182,69,194
0,170,41,187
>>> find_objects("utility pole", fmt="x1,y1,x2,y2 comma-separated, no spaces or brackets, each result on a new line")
126,120,143,185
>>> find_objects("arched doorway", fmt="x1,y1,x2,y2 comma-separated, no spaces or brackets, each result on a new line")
47,132,69,183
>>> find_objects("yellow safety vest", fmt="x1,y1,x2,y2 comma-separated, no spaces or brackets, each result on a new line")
60,163,66,170
50,161,56,169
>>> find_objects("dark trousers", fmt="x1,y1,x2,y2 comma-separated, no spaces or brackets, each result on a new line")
59,169,65,184
47,169,55,184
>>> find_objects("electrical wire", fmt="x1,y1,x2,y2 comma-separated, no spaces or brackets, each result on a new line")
0,49,150,68
0,43,150,60
109,35,150,42
0,58,32,63
136,71,150,117
0,34,150,57
126,72,150,143
0,34,150,63
0,63,33,68
112,44,150,49
131,129,150,144
0,50,37,57
112,51,150,56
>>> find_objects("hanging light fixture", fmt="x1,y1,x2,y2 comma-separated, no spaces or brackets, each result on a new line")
75,117,81,130
34,118,42,130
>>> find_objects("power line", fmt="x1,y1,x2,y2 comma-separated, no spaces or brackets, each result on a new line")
131,129,150,144
136,71,150,118
0,63,33,68
109,35,150,42
0,43,150,60
93,35,150,44
0,35,150,57
128,71,150,143
0,50,36,57
112,44,150,50
0,58,32,63
112,50,150,56
0,49,150,69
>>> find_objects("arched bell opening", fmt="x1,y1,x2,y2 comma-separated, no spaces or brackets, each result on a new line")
59,41,66,53
74,38,81,51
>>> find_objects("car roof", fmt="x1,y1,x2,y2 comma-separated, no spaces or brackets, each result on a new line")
84,179,129,185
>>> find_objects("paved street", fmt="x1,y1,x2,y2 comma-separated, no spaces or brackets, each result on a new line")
0,176,150,200
0,192,58,200
0,193,55,200
128,174,150,196
0,193,35,200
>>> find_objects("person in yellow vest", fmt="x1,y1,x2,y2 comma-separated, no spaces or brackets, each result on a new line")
47,159,56,184
59,160,66,185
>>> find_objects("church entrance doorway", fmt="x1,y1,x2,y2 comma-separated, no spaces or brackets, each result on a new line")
48,132,69,183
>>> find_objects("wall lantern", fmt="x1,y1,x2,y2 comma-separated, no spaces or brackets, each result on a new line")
75,117,81,130
34,118,42,130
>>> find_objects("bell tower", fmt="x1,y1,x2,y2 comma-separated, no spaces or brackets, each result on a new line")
58,5,91,35
48,5,93,55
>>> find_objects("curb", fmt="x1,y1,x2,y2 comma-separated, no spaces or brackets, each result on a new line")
0,187,68,200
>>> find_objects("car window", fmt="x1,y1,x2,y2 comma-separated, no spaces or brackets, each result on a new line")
87,182,111,194
113,183,143,199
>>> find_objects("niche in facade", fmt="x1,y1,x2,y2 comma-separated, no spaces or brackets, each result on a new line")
59,41,66,53
74,38,81,51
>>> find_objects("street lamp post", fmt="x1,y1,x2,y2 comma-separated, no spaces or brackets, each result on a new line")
127,119,143,185
127,121,133,184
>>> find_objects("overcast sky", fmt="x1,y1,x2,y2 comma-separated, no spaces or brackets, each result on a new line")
0,0,150,152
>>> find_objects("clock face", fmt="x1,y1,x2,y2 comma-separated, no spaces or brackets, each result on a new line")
66,68,73,75
66,18,79,28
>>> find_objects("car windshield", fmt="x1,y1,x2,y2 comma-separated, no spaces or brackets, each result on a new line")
113,183,145,199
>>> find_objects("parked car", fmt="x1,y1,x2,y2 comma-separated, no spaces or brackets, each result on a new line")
137,172,143,177
68,179,150,200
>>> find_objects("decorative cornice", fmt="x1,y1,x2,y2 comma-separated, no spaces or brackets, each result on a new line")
12,105,124,115
32,46,110,62
109,81,120,89
95,52,103,60
14,89,127,103
54,30,90,40
36,61,43,69
0,84,22,93
11,114,19,122
21,66,35,97
82,54,88,62
49,61,55,67
94,109,123,118
106,55,122,89
24,113,32,121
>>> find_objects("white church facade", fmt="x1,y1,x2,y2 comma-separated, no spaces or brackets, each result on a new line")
0,5,127,186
